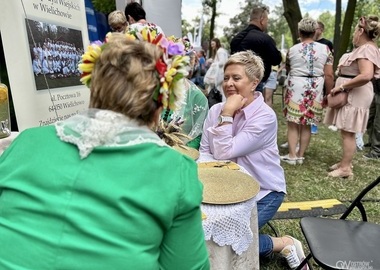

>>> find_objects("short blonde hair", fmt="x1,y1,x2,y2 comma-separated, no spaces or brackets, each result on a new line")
108,10,128,32
298,17,317,36
224,50,264,81
90,34,162,125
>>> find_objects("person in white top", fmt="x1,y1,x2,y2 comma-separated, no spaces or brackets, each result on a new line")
204,38,229,104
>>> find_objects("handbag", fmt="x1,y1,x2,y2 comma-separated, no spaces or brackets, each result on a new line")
207,86,222,108
327,91,348,109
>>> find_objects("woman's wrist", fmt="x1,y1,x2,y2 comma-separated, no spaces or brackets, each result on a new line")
339,84,348,92
221,108,234,117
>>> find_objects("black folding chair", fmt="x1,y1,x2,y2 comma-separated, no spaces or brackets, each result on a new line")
296,176,380,270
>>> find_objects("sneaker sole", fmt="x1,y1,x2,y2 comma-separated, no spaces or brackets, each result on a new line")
281,159,297,165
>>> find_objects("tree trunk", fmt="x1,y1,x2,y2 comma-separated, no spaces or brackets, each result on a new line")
335,0,357,70
202,0,218,56
282,0,302,45
333,0,342,58
210,1,217,38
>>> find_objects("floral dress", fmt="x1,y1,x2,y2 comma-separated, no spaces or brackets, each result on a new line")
284,42,333,125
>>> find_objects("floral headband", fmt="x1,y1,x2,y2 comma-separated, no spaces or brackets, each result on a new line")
78,26,190,110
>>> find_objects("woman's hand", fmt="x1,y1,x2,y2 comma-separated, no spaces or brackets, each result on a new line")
222,94,247,116
329,85,345,96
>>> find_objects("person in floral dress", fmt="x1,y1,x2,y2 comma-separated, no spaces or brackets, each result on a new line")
281,18,334,165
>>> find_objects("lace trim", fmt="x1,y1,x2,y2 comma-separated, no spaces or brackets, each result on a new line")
55,109,167,159
202,197,257,255
199,161,257,255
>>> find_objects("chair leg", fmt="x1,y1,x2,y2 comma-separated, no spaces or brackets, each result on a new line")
266,221,279,237
296,253,313,270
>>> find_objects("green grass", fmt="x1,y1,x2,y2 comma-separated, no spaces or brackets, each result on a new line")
259,93,380,270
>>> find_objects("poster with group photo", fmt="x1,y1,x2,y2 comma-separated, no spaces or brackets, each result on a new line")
27,18,84,90
0,0,90,131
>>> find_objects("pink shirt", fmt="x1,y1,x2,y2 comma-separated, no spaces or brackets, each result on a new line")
199,92,286,200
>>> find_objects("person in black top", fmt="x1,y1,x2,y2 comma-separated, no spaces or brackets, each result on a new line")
230,4,282,92
314,21,334,54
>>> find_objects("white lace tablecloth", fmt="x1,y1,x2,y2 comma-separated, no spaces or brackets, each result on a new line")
203,201,259,270
201,197,257,255
198,158,259,269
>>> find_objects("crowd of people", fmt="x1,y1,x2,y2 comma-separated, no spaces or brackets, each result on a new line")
2,2,380,269
31,39,83,78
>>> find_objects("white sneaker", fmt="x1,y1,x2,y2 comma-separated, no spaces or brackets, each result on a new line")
280,236,309,270
280,245,300,269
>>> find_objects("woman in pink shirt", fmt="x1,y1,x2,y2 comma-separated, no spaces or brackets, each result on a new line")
199,50,309,270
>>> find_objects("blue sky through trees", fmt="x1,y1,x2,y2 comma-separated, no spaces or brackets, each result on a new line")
181,0,348,35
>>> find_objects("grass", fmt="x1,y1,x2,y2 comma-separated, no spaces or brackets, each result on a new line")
259,93,380,269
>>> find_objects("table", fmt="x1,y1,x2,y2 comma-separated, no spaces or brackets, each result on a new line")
202,198,259,270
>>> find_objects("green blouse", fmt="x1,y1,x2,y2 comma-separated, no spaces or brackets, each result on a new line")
0,112,209,270
162,80,209,150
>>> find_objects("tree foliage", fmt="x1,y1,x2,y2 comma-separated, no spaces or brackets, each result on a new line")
223,0,261,43
318,11,335,42
282,0,302,44
335,0,357,68
202,0,221,52
268,5,292,50
91,0,115,14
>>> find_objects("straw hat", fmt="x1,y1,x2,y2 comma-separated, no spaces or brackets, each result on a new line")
198,167,260,204
172,145,199,160
198,161,240,170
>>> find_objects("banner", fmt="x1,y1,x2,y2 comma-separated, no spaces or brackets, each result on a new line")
0,0,90,131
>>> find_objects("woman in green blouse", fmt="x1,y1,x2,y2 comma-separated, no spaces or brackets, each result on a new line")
0,33,209,269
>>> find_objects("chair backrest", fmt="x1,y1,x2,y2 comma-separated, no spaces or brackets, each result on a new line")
340,176,380,220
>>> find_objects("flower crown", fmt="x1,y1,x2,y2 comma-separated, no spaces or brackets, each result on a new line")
78,27,190,110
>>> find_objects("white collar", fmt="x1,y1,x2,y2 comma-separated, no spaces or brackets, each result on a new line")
55,109,167,159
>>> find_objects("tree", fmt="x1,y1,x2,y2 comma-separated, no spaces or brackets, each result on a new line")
333,0,342,59
223,0,260,44
318,11,335,42
335,0,357,69
268,4,292,50
282,0,302,44
181,19,193,37
91,0,115,14
202,0,219,42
